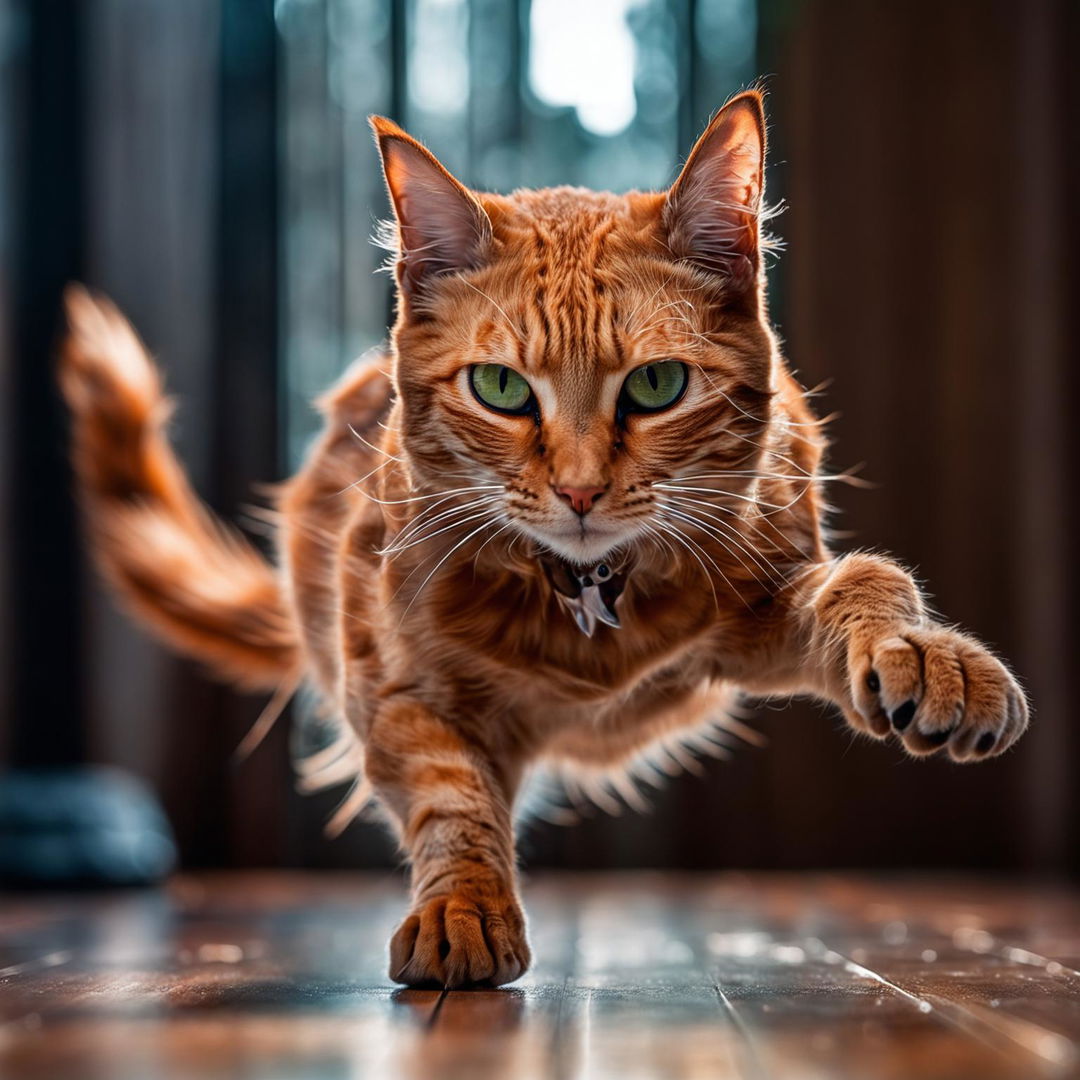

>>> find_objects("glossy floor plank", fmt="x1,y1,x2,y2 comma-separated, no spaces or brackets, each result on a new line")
2,873,1080,1078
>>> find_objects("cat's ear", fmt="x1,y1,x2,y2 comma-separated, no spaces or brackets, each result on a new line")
663,91,765,291
370,116,492,298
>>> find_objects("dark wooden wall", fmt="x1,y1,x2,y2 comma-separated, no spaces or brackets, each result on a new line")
763,0,1080,874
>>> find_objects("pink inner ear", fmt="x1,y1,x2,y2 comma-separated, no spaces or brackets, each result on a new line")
380,139,490,290
665,100,764,285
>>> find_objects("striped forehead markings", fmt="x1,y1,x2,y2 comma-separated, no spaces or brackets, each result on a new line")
526,217,623,366
524,283,628,375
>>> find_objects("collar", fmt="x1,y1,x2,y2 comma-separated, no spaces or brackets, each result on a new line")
540,556,628,637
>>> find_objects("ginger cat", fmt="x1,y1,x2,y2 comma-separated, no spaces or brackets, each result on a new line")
59,92,1028,988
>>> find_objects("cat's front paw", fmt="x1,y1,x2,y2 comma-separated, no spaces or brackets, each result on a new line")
846,625,1028,761
388,881,530,989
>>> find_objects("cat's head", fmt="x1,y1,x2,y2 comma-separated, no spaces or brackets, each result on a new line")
374,92,777,566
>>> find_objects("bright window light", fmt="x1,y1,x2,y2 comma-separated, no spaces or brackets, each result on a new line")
409,0,469,116
529,0,643,136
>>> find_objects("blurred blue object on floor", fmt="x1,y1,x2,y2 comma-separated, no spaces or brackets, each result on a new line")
0,767,177,886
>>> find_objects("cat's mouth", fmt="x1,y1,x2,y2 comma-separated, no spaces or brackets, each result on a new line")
519,518,636,566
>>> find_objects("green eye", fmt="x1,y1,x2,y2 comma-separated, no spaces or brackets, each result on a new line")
622,361,688,412
470,364,534,414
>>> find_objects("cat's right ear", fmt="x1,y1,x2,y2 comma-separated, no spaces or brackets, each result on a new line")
370,117,491,300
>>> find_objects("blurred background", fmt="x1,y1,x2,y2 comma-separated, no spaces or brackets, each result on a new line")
0,0,1077,879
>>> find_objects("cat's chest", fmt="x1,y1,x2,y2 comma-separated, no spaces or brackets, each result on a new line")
434,574,735,702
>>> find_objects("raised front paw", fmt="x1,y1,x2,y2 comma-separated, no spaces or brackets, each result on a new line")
846,625,1028,762
389,882,530,988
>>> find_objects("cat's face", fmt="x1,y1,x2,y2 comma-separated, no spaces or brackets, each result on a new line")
376,94,773,565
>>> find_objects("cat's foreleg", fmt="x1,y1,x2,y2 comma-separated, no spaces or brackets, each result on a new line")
792,552,1028,760
363,698,530,987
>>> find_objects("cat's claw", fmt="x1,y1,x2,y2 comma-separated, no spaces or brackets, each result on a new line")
389,886,530,989
847,626,1029,762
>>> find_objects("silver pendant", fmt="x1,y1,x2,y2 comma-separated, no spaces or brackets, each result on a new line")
541,558,626,638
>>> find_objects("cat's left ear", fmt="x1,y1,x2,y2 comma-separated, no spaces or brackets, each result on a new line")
663,91,765,291
370,116,492,299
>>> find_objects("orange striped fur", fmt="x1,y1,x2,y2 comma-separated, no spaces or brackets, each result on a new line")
59,92,1027,988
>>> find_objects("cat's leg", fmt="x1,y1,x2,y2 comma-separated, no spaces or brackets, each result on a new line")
792,553,1028,760
363,699,530,988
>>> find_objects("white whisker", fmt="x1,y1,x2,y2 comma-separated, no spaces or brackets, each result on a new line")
638,521,678,563
380,495,501,552
365,483,502,507
662,491,805,561
329,455,398,500
654,481,787,513
347,424,403,462
662,503,789,589
400,513,508,620
655,512,757,615
379,499,504,557
651,518,725,612
459,280,523,340
470,519,517,574
379,489,504,548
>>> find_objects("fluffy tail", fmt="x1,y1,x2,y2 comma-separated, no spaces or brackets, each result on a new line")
59,285,299,690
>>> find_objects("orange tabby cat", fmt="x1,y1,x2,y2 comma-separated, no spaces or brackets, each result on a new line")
59,91,1028,988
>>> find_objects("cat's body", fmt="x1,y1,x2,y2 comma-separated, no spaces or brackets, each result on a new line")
284,349,804,772
60,92,1028,989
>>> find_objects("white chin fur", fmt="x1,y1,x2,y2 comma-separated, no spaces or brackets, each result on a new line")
517,521,631,566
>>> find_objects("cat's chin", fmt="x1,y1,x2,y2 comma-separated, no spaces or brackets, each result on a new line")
518,521,634,567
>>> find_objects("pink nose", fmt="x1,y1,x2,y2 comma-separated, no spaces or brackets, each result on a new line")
554,484,607,516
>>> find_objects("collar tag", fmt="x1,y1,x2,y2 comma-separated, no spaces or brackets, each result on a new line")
542,559,626,638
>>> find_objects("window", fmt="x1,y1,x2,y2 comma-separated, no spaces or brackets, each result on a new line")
277,0,758,464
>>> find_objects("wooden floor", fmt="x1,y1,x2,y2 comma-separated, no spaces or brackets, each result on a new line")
2,873,1080,1079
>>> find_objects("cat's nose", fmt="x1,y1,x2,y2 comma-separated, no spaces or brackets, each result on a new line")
554,484,607,516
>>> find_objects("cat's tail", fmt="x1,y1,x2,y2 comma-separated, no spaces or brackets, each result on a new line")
58,285,300,690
